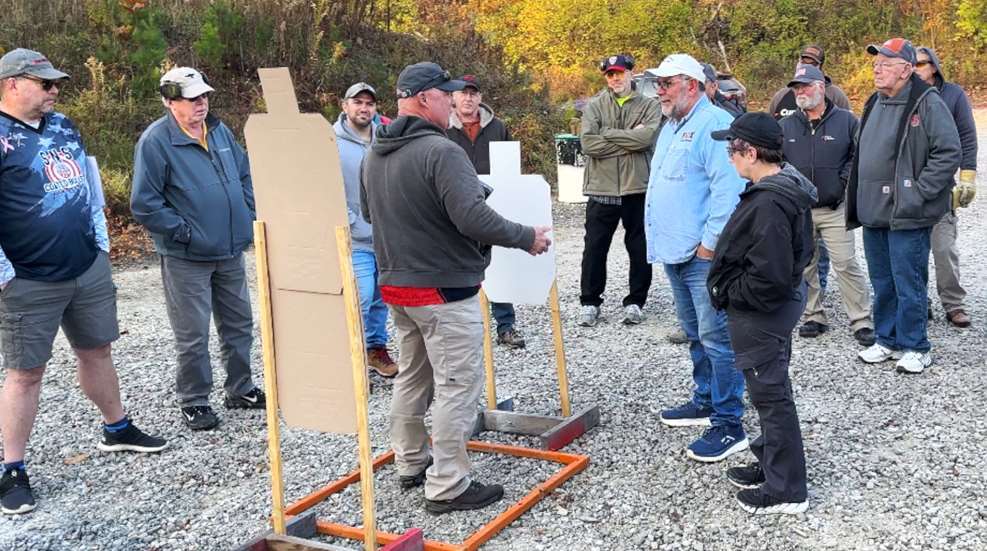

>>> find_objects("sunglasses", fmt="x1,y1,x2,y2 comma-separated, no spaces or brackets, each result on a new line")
19,75,58,91
655,77,687,90
915,60,931,68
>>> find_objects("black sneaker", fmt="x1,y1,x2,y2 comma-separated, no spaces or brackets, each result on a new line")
798,321,829,338
425,480,504,514
224,387,266,410
853,327,876,346
399,456,433,489
496,328,526,349
0,469,35,515
726,462,765,489
97,422,168,453
736,487,808,515
180,406,220,430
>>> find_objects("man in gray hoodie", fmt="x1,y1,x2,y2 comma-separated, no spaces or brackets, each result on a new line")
914,47,979,328
334,82,397,378
846,38,961,374
361,62,551,514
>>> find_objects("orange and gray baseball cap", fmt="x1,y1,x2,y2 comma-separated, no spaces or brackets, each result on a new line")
867,38,917,64
0,48,70,80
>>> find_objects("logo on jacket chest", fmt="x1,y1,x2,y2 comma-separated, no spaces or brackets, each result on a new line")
910,114,921,127
680,131,694,142
40,146,86,193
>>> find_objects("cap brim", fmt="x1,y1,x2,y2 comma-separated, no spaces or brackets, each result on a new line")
27,67,70,80
603,65,628,72
710,129,734,141
787,77,820,87
435,79,467,92
866,44,887,56
346,88,377,100
182,82,215,98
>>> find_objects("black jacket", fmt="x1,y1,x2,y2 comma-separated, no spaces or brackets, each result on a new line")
707,164,816,313
447,104,510,175
779,100,859,209
712,90,744,119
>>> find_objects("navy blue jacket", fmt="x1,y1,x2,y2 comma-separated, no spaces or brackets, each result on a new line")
779,100,859,209
131,113,255,260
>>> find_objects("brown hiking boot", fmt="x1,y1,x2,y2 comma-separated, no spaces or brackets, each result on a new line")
367,347,398,378
946,309,971,328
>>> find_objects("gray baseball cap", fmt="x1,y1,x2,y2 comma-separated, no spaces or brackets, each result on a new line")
0,48,70,80
344,82,377,100
787,64,825,87
395,62,465,99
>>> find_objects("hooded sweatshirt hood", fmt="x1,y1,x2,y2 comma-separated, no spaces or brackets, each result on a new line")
745,163,818,209
916,46,946,88
373,115,447,156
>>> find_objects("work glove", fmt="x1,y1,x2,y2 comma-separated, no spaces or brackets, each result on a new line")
952,169,976,209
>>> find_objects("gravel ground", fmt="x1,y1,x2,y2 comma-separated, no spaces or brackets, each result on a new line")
1,115,986,551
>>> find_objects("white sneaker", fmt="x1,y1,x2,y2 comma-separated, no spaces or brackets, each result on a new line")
895,350,932,374
858,343,903,364
622,304,645,325
578,305,600,327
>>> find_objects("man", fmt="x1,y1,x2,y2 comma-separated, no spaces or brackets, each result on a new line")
769,45,851,119
915,47,978,328
779,65,875,346
578,54,661,327
132,67,265,430
702,63,744,118
360,62,551,513
448,74,524,349
847,38,961,374
0,49,166,515
645,53,748,462
334,82,397,377
708,112,815,515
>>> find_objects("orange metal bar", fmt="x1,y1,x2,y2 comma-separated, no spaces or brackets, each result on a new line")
316,521,465,551
285,451,395,515
289,441,589,551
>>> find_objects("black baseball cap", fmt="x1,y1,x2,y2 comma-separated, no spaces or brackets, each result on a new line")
599,54,634,73
459,75,480,91
711,112,784,149
396,62,466,98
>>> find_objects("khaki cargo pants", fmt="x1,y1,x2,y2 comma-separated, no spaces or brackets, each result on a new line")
388,295,484,501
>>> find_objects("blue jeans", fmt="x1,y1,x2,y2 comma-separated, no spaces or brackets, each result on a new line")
352,249,388,348
862,227,931,352
664,258,744,428
490,302,515,333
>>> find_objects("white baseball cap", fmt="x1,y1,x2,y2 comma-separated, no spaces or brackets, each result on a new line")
159,67,215,99
646,54,706,83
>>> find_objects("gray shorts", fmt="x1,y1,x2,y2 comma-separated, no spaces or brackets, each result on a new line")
0,251,120,370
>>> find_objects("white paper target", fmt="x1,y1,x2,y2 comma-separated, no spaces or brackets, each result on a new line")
479,142,556,305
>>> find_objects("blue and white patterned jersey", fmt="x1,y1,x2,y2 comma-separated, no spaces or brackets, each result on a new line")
0,111,108,284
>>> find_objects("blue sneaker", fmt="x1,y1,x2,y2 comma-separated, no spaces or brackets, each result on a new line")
659,402,713,427
686,425,749,463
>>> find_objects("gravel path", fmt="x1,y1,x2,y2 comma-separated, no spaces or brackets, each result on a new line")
1,115,986,551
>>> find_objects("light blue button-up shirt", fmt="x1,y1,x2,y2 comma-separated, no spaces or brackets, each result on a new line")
645,95,745,265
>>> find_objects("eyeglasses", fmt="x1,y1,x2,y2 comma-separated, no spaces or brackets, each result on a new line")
799,57,820,67
655,77,688,90
18,75,58,91
872,61,909,70
915,60,931,68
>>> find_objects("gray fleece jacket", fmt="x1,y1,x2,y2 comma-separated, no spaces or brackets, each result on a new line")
846,74,962,230
334,113,377,252
360,116,535,288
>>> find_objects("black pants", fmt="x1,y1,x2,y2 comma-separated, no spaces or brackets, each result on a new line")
727,284,808,502
579,194,652,307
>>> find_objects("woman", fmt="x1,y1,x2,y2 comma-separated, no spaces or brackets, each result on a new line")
707,112,816,515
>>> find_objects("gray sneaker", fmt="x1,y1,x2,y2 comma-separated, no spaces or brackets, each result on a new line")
578,305,600,327
622,304,645,325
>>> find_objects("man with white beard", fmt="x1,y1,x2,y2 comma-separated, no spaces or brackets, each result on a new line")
778,64,875,347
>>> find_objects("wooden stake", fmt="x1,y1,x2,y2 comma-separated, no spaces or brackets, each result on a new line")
478,289,497,410
254,221,286,535
548,281,572,417
335,225,377,551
